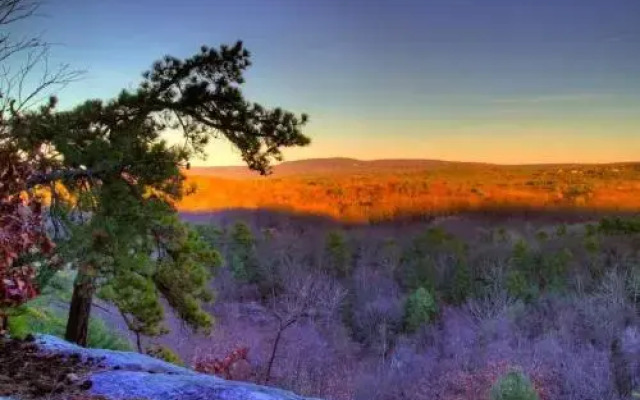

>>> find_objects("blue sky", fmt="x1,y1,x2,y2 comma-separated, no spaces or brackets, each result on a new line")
11,0,640,164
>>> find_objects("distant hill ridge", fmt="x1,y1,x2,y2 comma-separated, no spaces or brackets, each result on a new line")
186,157,638,178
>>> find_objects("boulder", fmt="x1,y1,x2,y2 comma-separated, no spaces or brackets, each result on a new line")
35,335,321,400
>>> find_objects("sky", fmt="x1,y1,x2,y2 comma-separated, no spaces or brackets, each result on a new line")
10,0,640,165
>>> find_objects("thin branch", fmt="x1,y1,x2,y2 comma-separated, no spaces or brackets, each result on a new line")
0,35,42,64
0,0,83,113
0,0,39,26
92,302,111,313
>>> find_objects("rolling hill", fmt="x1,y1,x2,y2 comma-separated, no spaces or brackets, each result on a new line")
180,158,640,223
187,158,492,178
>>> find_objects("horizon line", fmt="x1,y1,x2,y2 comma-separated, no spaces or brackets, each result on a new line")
189,156,640,169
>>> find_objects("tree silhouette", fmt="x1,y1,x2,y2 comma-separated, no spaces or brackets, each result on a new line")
7,41,310,346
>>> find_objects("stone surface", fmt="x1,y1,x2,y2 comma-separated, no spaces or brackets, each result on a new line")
90,371,317,400
37,335,195,375
35,335,321,400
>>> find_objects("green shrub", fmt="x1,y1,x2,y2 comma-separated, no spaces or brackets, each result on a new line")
8,302,131,351
146,344,184,366
229,252,249,281
399,228,465,292
193,224,225,247
423,227,454,247
449,258,472,305
506,270,537,301
490,371,539,400
7,305,65,339
7,267,130,350
534,230,548,242
400,256,437,292
228,221,260,282
507,240,548,301
539,249,571,292
324,230,352,278
403,287,438,332
578,234,601,281
511,241,533,274
585,223,598,237
599,217,640,235
88,317,132,351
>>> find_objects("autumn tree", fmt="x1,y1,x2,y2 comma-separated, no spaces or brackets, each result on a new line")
0,148,58,333
7,41,310,346
0,0,79,332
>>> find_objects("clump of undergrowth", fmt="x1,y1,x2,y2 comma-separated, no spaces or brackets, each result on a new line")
490,370,540,400
403,286,438,332
146,344,184,366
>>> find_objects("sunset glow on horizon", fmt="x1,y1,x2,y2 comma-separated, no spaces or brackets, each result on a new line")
14,0,640,165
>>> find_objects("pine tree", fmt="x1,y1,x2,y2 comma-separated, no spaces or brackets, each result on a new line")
7,41,310,346
450,258,472,305
403,286,438,333
98,217,220,351
324,231,351,278
227,222,258,282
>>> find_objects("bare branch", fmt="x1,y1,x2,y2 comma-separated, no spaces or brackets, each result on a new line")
0,35,42,64
0,0,39,26
92,301,112,314
0,0,83,114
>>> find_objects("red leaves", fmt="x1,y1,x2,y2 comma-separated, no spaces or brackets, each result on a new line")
2,266,39,303
193,347,250,380
0,150,56,310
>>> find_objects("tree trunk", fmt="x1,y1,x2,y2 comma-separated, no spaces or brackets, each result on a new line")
0,313,7,335
265,327,284,384
135,332,142,353
611,338,632,398
264,318,297,384
65,268,95,347
118,309,143,353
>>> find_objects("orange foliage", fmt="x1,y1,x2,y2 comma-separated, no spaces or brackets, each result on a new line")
178,163,640,223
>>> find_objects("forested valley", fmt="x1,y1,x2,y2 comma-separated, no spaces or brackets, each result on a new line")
2,1,640,399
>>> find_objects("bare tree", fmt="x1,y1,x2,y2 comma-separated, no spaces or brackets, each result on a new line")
0,0,81,121
350,266,404,363
263,253,345,384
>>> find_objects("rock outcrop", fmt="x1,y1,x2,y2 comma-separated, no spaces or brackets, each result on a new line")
34,335,321,400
